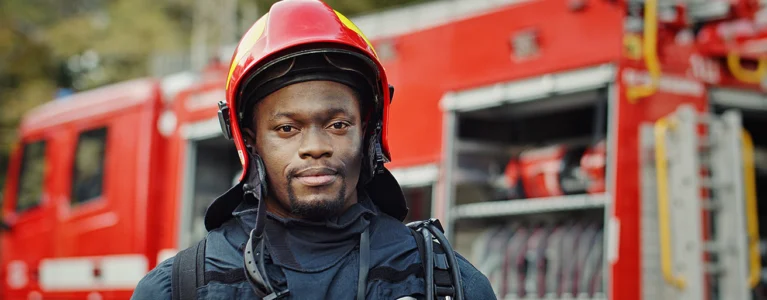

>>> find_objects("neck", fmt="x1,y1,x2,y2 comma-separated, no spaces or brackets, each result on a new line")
265,189,359,220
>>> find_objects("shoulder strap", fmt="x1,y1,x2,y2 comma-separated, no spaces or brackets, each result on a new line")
407,219,463,300
408,227,426,264
171,238,207,300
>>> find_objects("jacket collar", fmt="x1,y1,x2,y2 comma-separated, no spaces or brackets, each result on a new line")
230,190,378,271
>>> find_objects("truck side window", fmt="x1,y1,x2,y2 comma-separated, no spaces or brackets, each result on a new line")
17,140,47,212
72,127,107,205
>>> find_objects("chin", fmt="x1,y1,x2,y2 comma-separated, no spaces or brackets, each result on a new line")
287,186,347,220
295,194,337,206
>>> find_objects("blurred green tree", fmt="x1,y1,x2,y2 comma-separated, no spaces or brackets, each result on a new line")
0,0,193,200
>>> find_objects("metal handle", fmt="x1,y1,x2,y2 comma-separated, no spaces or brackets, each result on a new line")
627,0,660,103
654,118,687,289
741,130,762,288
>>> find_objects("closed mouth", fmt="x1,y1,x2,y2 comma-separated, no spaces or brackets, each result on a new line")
293,167,339,187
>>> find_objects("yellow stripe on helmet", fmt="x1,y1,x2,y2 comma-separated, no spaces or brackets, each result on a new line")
334,10,378,58
227,13,269,90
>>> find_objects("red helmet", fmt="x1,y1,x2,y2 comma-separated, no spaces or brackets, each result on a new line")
218,0,393,184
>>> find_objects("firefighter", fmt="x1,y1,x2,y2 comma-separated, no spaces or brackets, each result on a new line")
132,0,494,299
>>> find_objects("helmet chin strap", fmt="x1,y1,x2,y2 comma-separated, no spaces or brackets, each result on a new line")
361,120,386,185
242,147,291,298
243,147,268,238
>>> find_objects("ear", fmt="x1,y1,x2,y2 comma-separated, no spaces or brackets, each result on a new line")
243,128,257,152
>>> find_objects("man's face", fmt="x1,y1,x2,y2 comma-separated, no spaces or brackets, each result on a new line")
245,80,365,220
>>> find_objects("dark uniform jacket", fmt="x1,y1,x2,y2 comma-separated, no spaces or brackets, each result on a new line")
131,187,495,299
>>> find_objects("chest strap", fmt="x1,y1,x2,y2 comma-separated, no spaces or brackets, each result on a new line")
358,226,371,300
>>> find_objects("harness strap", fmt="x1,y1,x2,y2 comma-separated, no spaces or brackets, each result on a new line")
195,238,206,286
427,223,464,300
421,228,435,300
407,219,463,300
171,238,206,300
357,226,370,300
409,228,426,264
431,246,456,299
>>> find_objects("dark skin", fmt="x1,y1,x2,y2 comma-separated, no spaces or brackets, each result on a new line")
243,80,365,221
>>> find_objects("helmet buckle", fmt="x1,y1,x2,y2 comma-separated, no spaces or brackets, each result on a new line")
373,122,387,174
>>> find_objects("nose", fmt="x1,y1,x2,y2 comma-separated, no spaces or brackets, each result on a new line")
298,126,333,159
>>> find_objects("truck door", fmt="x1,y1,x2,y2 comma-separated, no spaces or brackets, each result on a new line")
1,129,62,299
40,115,149,296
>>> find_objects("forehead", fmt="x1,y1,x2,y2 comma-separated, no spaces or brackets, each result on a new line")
253,80,361,117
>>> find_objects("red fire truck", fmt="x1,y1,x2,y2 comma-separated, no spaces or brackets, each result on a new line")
2,0,766,299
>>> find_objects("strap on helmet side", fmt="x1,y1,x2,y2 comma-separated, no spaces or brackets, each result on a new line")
218,101,233,140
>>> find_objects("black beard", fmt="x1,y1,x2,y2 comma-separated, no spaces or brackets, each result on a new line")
286,176,347,221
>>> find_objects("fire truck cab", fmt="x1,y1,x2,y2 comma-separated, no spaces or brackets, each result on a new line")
1,78,168,299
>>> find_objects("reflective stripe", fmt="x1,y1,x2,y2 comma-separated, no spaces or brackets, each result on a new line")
38,254,148,291
100,255,148,289
157,248,178,266
39,258,96,291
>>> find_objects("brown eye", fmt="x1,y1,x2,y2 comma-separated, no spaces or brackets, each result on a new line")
331,122,348,129
279,125,293,132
